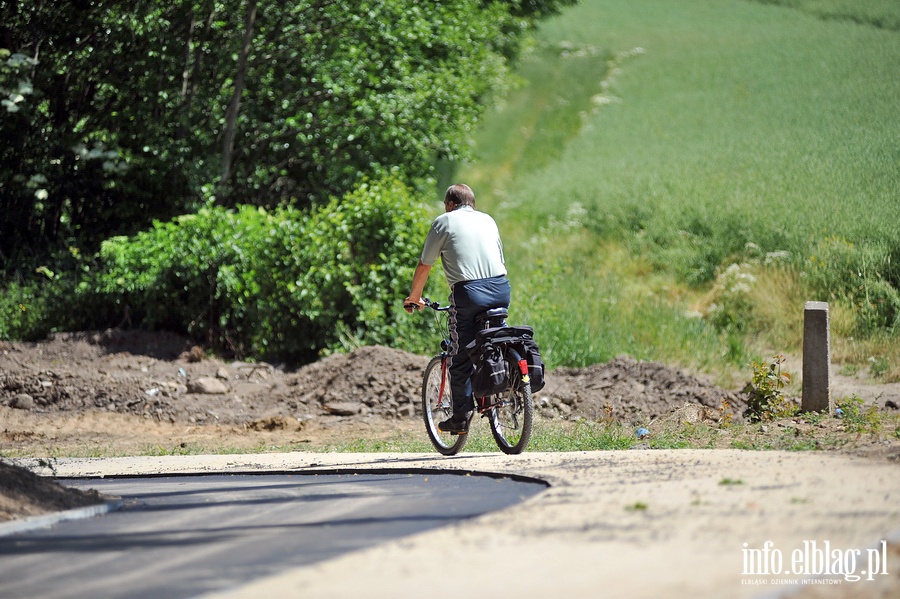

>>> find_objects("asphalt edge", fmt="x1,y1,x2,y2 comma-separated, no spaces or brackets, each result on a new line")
51,466,552,488
0,498,124,537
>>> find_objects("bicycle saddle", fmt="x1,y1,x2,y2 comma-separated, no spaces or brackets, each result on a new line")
476,306,509,322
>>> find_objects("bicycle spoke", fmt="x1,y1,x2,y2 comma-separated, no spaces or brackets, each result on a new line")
488,370,533,454
422,356,467,455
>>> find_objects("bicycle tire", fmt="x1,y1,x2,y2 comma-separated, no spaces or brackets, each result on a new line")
487,358,533,454
422,355,468,456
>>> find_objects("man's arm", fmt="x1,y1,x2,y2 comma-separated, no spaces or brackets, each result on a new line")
404,261,432,313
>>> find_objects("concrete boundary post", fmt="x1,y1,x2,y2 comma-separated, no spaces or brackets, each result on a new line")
801,301,831,413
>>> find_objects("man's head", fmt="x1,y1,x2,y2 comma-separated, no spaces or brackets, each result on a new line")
444,184,475,211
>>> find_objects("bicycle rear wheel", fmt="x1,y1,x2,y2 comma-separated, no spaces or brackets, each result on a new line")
422,356,467,455
487,360,533,455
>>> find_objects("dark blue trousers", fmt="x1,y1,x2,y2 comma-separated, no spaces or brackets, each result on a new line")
448,275,511,414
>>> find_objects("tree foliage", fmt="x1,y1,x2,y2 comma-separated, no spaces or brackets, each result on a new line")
0,0,575,271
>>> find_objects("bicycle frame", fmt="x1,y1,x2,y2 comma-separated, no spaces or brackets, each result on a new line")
417,297,533,455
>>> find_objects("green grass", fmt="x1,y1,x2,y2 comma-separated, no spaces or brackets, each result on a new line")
314,420,637,452
4,409,897,457
302,413,900,453
459,0,900,377
500,0,900,246
719,478,745,486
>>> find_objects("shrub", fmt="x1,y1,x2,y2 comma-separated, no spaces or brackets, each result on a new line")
743,354,798,422
835,395,883,435
705,263,757,332
804,237,900,335
258,177,440,359
93,204,272,354
0,281,50,341
85,177,438,362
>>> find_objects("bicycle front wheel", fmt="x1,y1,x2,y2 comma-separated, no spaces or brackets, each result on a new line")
422,356,467,456
487,361,533,455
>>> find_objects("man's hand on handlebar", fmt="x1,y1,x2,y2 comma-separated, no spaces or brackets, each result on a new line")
404,296,425,313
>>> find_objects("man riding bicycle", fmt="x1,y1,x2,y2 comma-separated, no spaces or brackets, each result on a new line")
404,184,511,435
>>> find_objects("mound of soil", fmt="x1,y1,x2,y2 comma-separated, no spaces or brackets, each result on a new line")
0,330,747,430
541,356,746,422
0,461,103,521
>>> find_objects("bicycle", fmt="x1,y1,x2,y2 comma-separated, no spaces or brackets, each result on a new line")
413,298,534,456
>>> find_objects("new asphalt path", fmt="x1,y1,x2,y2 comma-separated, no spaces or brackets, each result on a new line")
5,450,899,599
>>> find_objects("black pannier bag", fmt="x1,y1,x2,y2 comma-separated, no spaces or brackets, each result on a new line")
466,325,545,395
469,340,509,398
518,334,546,392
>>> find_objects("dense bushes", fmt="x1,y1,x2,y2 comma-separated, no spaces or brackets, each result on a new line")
0,281,52,342
804,237,900,334
1,178,443,363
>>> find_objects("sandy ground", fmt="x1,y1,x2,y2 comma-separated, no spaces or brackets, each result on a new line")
10,449,899,599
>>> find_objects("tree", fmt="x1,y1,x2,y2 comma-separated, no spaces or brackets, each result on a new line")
0,0,576,274
0,0,224,268
220,0,257,190
218,0,513,205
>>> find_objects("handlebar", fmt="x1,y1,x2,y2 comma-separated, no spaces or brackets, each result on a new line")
406,297,450,312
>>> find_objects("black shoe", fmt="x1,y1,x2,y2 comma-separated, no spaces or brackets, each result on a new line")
438,412,472,435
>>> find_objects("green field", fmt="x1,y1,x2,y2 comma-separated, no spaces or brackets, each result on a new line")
459,0,900,381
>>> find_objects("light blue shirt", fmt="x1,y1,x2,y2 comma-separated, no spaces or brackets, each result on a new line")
420,206,507,286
